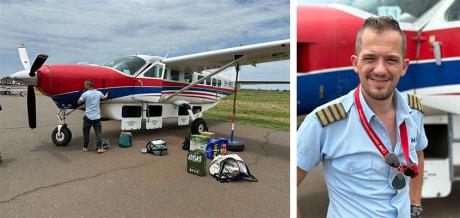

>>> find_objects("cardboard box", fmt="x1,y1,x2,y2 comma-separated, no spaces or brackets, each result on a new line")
190,134,209,151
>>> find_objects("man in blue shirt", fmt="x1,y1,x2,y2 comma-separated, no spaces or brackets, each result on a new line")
297,17,427,218
78,80,108,153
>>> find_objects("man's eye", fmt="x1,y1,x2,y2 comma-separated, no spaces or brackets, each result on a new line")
388,59,399,63
363,57,374,61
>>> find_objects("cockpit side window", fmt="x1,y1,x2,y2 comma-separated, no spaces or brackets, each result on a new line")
144,64,164,78
103,56,146,76
334,0,439,23
446,0,460,21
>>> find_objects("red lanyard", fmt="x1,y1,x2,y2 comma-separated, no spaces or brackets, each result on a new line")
354,86,410,166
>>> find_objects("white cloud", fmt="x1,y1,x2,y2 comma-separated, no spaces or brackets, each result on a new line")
0,0,290,90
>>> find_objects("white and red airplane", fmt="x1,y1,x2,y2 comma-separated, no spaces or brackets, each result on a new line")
10,40,289,146
298,0,460,198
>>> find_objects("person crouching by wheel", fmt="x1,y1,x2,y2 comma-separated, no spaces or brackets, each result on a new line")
77,80,109,154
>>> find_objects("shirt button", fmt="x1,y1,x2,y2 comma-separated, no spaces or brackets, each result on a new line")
349,166,353,172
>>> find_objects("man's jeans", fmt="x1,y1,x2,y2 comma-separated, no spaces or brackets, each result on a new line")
83,116,102,149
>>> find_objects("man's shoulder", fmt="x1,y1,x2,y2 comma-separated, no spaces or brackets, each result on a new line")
404,93,424,114
309,92,353,128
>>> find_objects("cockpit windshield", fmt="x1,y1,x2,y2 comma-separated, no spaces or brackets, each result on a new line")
102,56,146,76
333,0,439,23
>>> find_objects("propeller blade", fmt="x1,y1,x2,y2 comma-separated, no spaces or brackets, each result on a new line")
27,85,36,129
29,54,48,77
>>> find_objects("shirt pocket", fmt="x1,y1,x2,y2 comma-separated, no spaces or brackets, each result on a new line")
331,154,372,175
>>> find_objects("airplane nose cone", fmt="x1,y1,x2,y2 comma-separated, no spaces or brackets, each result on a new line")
10,69,37,86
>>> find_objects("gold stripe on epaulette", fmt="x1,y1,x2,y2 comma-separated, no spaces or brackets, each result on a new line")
407,94,424,113
315,103,347,127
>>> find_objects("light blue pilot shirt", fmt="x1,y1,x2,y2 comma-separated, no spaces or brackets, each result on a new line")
78,89,105,120
297,87,428,218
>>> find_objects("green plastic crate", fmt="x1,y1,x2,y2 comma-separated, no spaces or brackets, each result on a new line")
187,149,206,176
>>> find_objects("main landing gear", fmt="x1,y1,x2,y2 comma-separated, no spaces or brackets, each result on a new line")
181,103,208,135
51,109,72,146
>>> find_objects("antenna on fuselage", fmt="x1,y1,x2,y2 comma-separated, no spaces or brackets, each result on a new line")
163,50,169,59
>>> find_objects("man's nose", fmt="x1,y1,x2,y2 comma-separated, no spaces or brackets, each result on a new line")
373,58,387,75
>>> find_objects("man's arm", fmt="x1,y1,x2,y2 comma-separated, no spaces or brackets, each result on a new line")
102,91,109,100
297,167,308,218
410,150,424,205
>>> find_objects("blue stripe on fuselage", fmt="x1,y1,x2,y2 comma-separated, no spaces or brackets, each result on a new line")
297,59,460,114
51,86,231,109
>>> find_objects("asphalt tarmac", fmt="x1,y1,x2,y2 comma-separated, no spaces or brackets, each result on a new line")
0,95,289,217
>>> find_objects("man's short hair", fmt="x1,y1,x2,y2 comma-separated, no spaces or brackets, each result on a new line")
355,16,407,58
85,80,94,88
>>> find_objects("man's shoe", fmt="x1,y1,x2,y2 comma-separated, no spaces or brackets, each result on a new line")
83,147,88,152
97,148,106,154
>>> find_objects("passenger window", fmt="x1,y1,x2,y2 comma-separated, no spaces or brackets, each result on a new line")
206,78,211,85
446,0,460,21
198,75,204,84
144,64,163,78
171,71,180,81
212,78,217,86
218,80,222,87
184,72,193,83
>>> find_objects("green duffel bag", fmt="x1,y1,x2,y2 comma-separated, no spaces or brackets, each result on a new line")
118,132,132,148
187,149,206,176
146,139,167,156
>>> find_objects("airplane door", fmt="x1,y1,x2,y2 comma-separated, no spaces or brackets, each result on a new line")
121,105,142,130
146,105,163,129
414,0,460,199
178,105,190,126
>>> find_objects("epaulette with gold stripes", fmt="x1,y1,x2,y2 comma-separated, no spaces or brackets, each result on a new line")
407,94,424,113
315,103,348,127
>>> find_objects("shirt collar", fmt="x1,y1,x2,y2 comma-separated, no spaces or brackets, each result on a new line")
343,86,411,124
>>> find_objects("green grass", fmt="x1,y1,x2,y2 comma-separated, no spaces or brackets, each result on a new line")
204,89,290,131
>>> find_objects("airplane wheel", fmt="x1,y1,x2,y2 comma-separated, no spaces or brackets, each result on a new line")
5,91,10,95
191,118,208,134
51,126,72,146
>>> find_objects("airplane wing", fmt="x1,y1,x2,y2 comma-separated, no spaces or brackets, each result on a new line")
163,39,290,72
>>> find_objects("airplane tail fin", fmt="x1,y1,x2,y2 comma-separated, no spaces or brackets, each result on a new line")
17,44,31,70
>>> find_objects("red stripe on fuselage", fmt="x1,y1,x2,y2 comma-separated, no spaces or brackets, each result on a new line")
36,64,234,97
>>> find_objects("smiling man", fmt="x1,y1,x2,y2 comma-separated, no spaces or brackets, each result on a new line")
297,16,427,218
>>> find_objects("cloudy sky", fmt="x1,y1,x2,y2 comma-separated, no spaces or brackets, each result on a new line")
0,0,290,90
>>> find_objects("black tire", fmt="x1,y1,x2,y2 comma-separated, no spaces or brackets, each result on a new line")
5,91,10,95
51,126,72,146
191,118,208,134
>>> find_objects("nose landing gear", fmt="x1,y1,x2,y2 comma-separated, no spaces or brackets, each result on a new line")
51,109,72,146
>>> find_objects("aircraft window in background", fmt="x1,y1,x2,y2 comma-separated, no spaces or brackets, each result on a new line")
170,71,180,81
206,77,211,85
334,0,439,23
446,0,460,21
212,78,217,86
218,79,222,87
103,56,146,76
144,64,163,78
184,72,193,83
198,75,205,84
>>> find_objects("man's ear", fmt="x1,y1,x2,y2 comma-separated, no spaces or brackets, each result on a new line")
401,58,410,77
351,55,359,74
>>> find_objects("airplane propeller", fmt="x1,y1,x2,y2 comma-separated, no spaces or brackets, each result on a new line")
29,54,48,77
26,54,48,128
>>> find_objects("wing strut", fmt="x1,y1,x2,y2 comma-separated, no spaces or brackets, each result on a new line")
160,55,245,102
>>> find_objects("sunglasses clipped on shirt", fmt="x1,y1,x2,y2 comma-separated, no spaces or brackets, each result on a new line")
384,152,418,190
